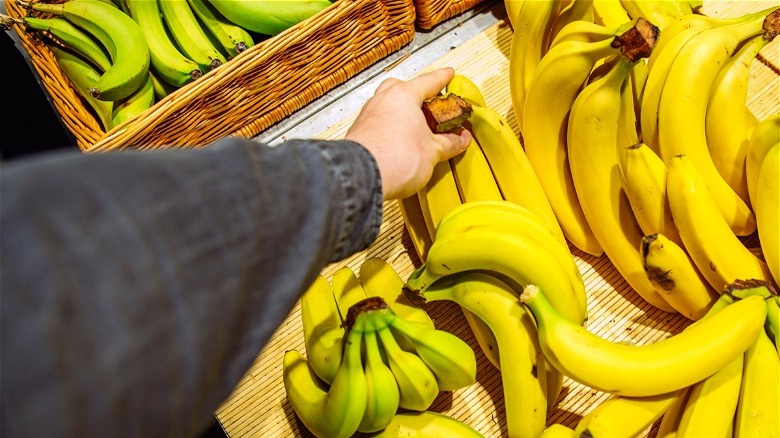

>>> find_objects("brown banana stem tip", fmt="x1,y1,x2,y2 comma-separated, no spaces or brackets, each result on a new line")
421,93,473,133
402,286,427,307
763,9,780,40
611,17,659,63
0,15,19,30
14,0,32,10
343,296,388,330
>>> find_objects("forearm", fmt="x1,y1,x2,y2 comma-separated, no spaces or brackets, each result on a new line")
0,137,382,437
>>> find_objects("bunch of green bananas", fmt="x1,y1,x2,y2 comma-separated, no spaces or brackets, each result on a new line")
3,0,331,131
283,259,478,438
503,0,780,319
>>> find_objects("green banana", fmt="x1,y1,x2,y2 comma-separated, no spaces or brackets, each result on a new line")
126,0,202,87
49,45,113,131
20,0,150,101
357,311,400,433
206,0,332,36
110,72,153,127
149,69,177,100
373,311,438,412
381,308,476,391
520,284,767,396
187,0,254,58
15,15,111,72
158,0,226,73
282,313,367,438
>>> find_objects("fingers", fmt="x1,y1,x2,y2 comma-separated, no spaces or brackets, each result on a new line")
374,77,402,95
405,67,456,101
374,67,455,100
435,128,472,161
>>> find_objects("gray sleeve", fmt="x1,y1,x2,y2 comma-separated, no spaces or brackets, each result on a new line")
0,137,383,438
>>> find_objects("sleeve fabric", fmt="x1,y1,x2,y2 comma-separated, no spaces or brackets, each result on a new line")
0,137,383,438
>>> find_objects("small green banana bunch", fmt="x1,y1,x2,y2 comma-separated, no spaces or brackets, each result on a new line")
518,279,778,438
5,0,154,131
4,0,332,132
284,259,477,438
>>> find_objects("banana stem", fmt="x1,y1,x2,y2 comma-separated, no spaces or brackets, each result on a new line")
0,14,21,29
764,9,780,40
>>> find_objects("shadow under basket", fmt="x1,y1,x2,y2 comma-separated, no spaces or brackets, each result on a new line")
6,0,416,152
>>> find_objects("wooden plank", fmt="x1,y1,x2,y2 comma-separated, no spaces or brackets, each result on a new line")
216,2,779,436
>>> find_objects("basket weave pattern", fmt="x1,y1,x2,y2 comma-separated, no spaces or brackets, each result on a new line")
413,0,487,29
6,0,416,152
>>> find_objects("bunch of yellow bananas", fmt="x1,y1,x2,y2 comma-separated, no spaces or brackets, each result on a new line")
2,0,330,130
506,0,780,319
283,259,479,438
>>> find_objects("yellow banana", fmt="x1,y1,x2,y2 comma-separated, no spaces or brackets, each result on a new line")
540,424,576,438
523,33,623,257
619,0,682,29
574,390,683,438
676,354,744,437
450,137,503,203
373,311,439,411
397,194,432,262
618,142,681,245
640,233,718,321
357,312,400,433
666,154,774,292
657,11,779,236
445,74,487,107
734,330,780,438
406,223,584,324
468,105,566,249
568,55,675,312
381,307,476,392
746,115,780,208
549,19,617,47
358,258,434,330
372,411,484,438
504,0,522,30
592,0,631,27
549,0,595,47
755,143,779,285
508,0,561,130
520,285,767,396
435,200,587,323
417,159,462,236
282,313,367,438
655,387,691,438
300,275,343,385
417,272,548,438
706,34,769,206
331,267,369,322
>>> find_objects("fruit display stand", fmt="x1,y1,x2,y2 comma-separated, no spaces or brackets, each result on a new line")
412,0,489,29
214,1,779,436
3,0,416,152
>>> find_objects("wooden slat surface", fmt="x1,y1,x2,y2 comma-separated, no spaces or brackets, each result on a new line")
216,2,779,436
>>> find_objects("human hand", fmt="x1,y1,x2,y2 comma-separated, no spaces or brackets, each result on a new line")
345,67,472,200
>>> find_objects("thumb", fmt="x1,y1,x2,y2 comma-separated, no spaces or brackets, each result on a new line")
435,128,473,161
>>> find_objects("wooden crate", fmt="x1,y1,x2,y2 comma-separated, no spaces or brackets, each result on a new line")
214,1,779,436
5,0,416,152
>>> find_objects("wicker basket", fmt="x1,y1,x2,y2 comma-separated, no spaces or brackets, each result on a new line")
413,0,488,29
5,0,416,152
